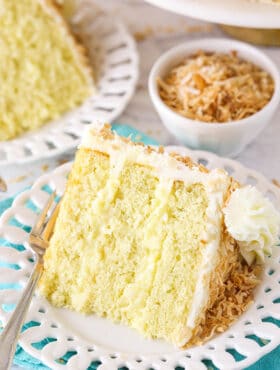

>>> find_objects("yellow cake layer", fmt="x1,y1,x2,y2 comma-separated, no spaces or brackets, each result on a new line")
0,0,93,141
40,147,210,344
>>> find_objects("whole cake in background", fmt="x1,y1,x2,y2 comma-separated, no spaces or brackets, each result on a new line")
0,0,94,141
39,124,280,347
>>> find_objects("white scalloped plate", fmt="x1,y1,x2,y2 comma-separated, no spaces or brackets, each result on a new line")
145,0,280,28
0,147,280,370
0,3,139,165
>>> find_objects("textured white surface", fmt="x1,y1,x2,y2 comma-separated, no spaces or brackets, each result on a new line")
0,1,139,165
145,0,280,28
1,147,280,370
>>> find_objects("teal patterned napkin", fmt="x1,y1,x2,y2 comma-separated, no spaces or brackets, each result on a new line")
0,124,278,370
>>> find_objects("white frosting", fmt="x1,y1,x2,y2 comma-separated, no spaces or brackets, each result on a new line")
224,186,280,265
81,125,230,344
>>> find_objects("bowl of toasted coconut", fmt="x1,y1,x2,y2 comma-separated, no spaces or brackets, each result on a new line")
149,38,280,157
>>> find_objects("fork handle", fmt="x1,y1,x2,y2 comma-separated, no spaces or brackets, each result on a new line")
0,260,43,370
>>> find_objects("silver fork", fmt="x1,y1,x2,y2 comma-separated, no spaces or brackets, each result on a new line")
0,192,60,370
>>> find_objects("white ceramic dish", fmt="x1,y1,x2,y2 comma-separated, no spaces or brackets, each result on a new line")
0,4,139,165
0,147,280,370
145,0,280,28
149,38,280,157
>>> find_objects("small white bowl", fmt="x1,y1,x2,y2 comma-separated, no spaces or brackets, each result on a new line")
149,38,280,157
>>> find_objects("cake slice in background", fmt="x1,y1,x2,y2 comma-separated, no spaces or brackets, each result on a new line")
0,0,94,141
39,124,280,348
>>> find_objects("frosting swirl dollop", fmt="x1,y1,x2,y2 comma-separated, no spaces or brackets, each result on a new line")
224,186,280,265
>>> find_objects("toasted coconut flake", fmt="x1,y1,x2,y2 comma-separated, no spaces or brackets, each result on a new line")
272,179,280,188
158,51,274,123
41,164,50,172
0,177,7,192
10,175,27,183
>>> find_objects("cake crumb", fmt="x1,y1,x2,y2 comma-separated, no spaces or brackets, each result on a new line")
158,146,164,154
42,164,49,172
0,177,7,192
57,158,69,166
11,175,27,183
134,27,153,42
272,179,280,188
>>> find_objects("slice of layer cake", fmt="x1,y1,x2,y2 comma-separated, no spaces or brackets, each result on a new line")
39,124,280,347
0,0,94,141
